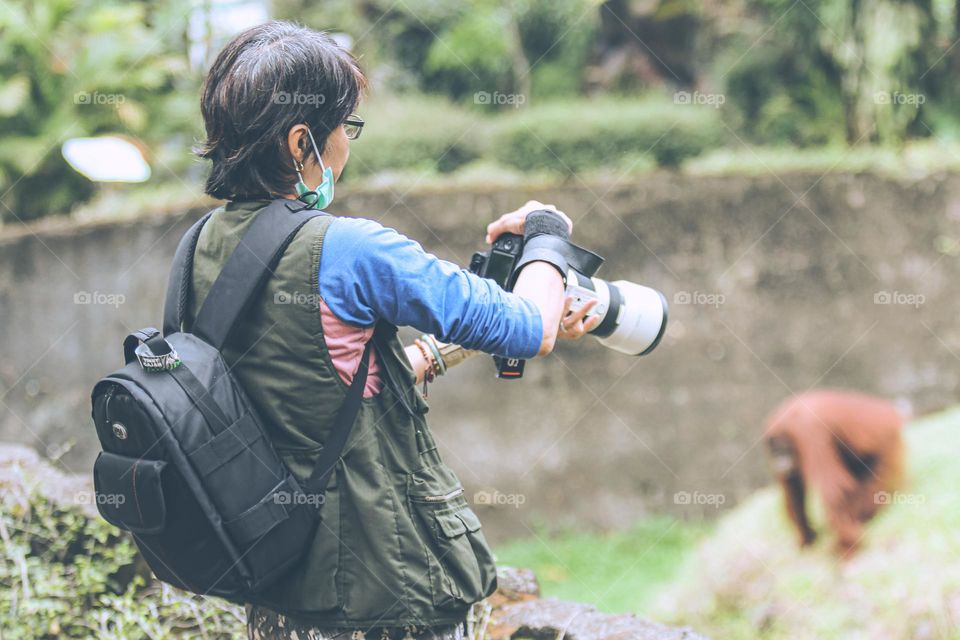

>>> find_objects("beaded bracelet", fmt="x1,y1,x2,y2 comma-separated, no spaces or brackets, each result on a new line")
413,338,437,381
421,334,447,376
413,338,439,398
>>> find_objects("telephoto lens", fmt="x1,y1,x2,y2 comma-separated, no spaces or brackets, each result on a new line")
564,270,668,356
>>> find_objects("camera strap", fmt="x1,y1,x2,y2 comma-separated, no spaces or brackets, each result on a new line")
508,234,605,289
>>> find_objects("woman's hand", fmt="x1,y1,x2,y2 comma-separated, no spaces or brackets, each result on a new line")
485,200,573,244
557,295,602,341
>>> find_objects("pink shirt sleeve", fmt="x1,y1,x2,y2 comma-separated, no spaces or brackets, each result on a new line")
319,298,383,398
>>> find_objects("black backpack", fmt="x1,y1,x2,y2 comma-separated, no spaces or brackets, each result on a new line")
90,199,371,602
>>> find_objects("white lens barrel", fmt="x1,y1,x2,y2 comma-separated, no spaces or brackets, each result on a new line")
594,280,668,356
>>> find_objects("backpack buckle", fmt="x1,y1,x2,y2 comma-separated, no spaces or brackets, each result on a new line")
124,328,182,372
134,342,181,372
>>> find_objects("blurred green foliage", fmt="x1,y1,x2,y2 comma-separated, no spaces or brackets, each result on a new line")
344,96,725,181
346,96,484,177
0,0,200,222
5,0,960,221
719,0,943,145
492,98,724,172
275,0,597,104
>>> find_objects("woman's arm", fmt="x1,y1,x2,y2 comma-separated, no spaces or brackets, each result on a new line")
319,217,545,359
319,205,596,385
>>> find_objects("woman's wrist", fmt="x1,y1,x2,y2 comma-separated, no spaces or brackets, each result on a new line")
410,335,483,389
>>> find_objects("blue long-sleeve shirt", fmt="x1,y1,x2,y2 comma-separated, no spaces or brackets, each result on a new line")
318,216,544,359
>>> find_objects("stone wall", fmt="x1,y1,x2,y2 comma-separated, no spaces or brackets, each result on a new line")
3,172,959,541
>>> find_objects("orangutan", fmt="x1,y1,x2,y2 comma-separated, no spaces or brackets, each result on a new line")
764,390,904,556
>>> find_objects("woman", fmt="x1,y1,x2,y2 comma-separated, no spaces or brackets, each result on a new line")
194,20,598,640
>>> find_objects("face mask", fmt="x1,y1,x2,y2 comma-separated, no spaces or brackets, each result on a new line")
294,126,334,209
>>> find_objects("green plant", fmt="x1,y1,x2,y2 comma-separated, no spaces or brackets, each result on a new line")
0,483,244,638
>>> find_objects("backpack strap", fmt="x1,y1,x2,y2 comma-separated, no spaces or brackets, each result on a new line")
191,199,324,350
302,337,373,500
163,211,214,335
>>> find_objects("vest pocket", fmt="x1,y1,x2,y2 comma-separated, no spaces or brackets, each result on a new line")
407,464,498,610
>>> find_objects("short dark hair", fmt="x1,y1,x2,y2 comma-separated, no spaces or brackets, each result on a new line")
197,21,365,201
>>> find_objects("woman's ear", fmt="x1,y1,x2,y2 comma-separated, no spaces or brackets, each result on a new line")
287,124,309,165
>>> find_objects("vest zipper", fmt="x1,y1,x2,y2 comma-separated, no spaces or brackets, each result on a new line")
421,487,464,502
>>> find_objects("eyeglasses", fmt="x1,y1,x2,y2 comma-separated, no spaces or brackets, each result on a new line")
343,114,364,140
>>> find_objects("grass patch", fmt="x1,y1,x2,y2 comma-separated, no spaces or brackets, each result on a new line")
31,93,960,230
492,515,709,615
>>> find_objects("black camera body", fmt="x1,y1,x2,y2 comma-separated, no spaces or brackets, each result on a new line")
469,232,525,287
469,232,528,378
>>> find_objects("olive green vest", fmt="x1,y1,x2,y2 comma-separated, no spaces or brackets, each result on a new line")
187,200,497,626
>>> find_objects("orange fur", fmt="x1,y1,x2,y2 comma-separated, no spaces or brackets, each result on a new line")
763,390,904,556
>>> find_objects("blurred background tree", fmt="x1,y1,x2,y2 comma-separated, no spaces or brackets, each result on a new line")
718,0,941,145
274,0,599,103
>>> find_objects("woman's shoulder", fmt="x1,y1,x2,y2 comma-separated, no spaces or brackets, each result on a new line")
325,215,421,255
327,215,389,236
